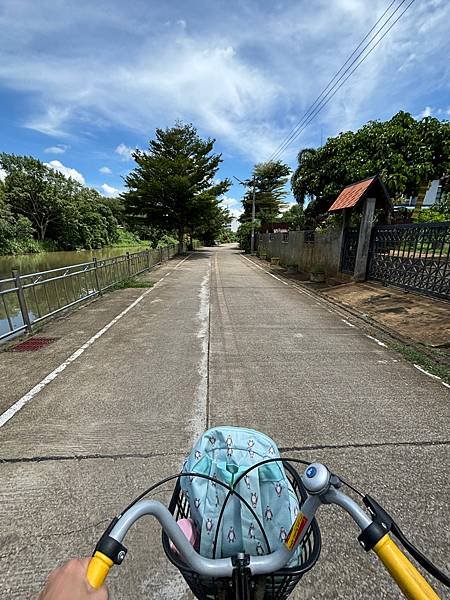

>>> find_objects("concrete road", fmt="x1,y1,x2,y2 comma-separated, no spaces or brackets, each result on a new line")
0,245,448,599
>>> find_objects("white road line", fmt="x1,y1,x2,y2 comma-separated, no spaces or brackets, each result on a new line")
192,258,211,440
341,319,356,328
0,254,191,428
413,364,441,381
366,335,387,348
240,255,289,285
241,255,450,391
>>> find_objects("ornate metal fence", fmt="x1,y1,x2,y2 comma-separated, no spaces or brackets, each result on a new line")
340,228,359,274
367,222,450,300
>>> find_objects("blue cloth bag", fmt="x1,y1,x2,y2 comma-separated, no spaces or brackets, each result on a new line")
181,427,300,563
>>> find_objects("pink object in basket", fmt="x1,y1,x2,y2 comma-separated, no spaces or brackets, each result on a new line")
170,518,199,555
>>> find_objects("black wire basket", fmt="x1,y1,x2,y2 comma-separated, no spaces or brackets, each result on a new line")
162,461,321,600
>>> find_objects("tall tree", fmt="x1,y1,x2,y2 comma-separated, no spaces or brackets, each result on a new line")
0,153,75,241
0,153,118,251
240,160,291,224
291,111,450,222
123,122,230,248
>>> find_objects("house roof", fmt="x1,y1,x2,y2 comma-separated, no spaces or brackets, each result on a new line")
328,175,390,212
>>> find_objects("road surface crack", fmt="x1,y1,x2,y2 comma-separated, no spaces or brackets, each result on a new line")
0,450,185,465
279,440,450,453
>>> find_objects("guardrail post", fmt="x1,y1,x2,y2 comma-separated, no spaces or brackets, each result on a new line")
92,257,103,296
12,269,32,333
126,252,132,277
159,247,163,263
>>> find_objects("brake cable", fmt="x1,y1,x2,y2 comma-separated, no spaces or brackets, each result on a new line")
104,471,271,554
363,494,450,588
105,461,449,588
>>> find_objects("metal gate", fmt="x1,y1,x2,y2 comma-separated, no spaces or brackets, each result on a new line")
367,222,450,300
340,228,359,274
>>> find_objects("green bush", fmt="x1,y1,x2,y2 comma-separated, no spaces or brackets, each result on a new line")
237,221,260,253
310,264,325,274
113,228,147,247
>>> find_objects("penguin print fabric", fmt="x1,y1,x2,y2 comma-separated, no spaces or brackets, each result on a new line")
181,427,300,564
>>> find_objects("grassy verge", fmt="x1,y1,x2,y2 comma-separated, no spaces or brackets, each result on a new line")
110,229,149,248
113,278,154,290
390,342,450,384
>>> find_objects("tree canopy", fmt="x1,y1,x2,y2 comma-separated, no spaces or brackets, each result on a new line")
240,160,291,224
123,122,231,247
291,111,450,222
0,153,118,253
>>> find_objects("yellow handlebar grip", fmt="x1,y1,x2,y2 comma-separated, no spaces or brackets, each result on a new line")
87,551,114,589
374,534,440,600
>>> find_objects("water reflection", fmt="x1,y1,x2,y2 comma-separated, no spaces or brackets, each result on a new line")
0,246,149,279
0,247,153,341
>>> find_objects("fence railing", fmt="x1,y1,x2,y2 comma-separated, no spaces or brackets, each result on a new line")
367,222,449,300
0,245,178,343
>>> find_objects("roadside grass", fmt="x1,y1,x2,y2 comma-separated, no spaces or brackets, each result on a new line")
113,278,154,290
390,342,450,384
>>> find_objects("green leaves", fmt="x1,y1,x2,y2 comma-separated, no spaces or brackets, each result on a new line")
240,160,291,224
0,153,118,253
123,122,230,244
291,111,450,222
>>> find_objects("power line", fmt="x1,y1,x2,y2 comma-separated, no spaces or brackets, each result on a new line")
269,0,409,161
271,0,416,160
267,0,414,162
268,0,400,161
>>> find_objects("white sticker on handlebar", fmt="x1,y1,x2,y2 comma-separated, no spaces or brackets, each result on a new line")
285,512,308,551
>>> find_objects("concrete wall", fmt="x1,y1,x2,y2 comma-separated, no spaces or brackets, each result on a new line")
257,229,342,275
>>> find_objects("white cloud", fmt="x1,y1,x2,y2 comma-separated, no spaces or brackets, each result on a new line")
418,106,433,118
0,168,6,181
25,106,71,137
0,0,448,162
44,144,70,154
100,183,121,197
44,160,85,184
99,166,112,174
115,143,134,160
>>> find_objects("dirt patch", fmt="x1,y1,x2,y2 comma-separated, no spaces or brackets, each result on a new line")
321,282,450,348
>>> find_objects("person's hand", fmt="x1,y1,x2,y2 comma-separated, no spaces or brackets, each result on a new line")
38,558,108,600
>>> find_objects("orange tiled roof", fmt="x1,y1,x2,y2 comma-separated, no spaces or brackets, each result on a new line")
328,177,376,211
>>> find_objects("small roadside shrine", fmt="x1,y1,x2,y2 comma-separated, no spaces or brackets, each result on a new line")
328,175,391,280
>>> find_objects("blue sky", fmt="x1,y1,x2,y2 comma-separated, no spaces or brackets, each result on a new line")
0,0,449,228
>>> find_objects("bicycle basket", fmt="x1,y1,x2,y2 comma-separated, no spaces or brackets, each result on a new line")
162,461,321,600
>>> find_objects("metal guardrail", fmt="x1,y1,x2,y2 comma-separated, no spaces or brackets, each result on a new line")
0,245,178,343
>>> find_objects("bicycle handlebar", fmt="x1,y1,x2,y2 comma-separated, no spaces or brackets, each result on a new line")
86,462,442,599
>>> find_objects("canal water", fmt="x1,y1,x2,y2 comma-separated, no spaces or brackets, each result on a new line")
0,246,150,342
0,246,149,280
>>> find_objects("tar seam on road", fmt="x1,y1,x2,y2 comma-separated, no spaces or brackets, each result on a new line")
240,254,450,391
0,253,192,429
279,439,450,453
0,449,187,464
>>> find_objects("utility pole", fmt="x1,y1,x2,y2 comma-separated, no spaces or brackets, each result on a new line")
250,179,256,254
233,175,257,255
